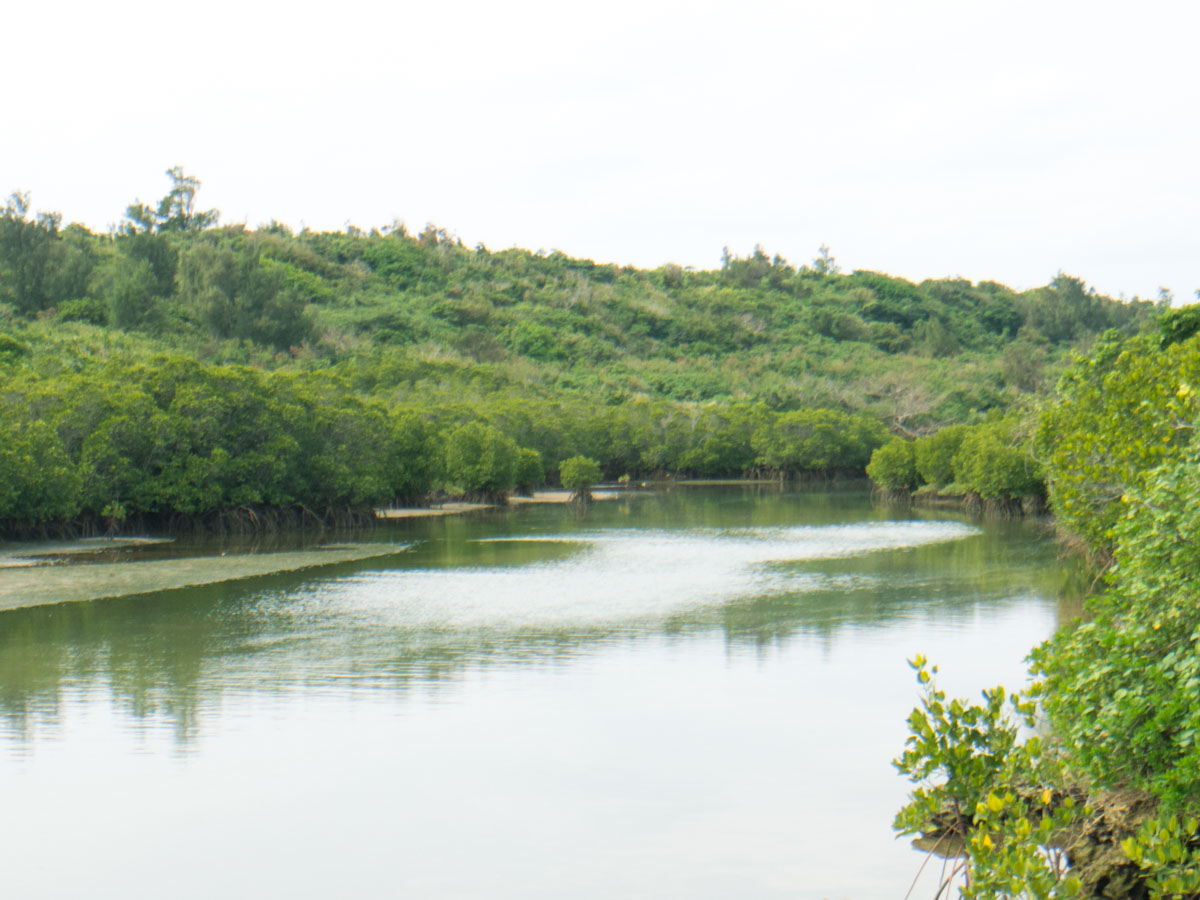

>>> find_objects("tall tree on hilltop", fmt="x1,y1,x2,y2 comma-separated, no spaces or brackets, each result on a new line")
123,167,219,235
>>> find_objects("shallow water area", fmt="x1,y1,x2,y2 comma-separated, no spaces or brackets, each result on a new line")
0,536,413,612
0,486,1078,899
0,535,174,568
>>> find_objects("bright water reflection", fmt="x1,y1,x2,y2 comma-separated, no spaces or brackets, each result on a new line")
309,520,976,629
0,486,1079,899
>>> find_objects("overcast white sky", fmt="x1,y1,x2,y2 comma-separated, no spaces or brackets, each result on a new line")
6,0,1198,300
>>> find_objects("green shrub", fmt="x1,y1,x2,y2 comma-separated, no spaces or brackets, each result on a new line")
1037,330,1200,550
1034,436,1200,805
0,418,81,522
55,297,108,325
442,422,518,496
0,332,28,358
752,408,889,474
514,448,544,493
952,424,1042,500
559,455,602,492
866,439,919,490
914,424,968,487
389,411,440,501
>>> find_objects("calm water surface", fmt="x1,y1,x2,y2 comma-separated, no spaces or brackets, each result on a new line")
0,486,1080,899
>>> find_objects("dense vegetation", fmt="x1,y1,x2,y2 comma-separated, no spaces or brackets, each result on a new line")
866,415,1045,508
894,313,1200,898
0,169,1154,533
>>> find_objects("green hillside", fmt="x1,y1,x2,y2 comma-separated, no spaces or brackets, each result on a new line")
0,170,1156,532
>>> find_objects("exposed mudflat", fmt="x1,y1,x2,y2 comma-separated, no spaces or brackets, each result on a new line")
508,490,620,504
0,489,629,611
0,536,173,569
378,490,619,517
0,543,408,612
376,502,494,518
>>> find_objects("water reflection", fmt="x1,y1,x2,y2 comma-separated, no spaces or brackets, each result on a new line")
0,487,1077,747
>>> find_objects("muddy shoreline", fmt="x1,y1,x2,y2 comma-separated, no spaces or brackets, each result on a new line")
0,490,625,613
377,489,620,518
0,543,412,613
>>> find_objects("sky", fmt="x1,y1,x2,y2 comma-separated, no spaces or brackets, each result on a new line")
6,0,1199,300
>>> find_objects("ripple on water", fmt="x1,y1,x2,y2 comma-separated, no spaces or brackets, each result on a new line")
284,520,978,630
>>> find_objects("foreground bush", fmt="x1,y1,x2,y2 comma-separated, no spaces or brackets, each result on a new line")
894,324,1200,897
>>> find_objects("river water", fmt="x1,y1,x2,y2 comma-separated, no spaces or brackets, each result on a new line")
0,486,1078,899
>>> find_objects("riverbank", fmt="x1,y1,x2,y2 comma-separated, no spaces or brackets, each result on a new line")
872,484,1047,517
